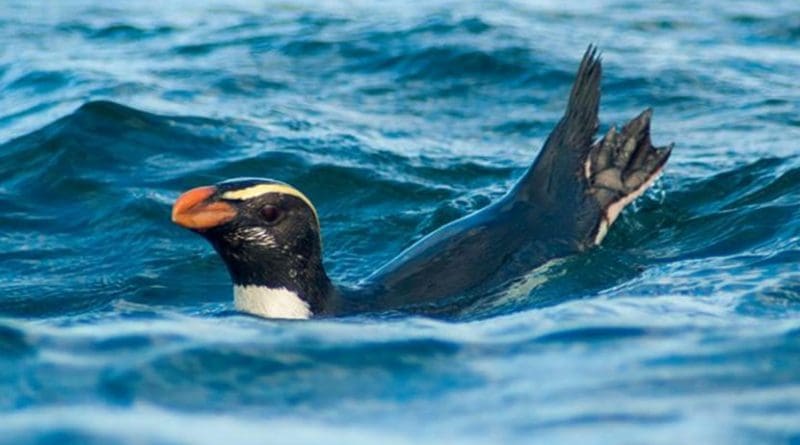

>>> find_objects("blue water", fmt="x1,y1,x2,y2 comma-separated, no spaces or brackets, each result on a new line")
1,1,799,443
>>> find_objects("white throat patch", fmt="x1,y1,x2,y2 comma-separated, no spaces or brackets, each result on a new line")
233,285,312,320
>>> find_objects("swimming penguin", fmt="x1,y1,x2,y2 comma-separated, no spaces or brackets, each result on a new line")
172,46,672,319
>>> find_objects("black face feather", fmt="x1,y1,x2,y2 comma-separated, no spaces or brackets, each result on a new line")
198,178,332,314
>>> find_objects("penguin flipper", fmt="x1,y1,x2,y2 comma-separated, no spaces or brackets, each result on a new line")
512,45,672,248
513,45,602,205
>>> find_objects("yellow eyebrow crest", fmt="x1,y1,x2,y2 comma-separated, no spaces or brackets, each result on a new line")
221,184,318,223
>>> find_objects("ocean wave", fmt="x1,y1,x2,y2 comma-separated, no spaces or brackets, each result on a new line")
2,1,800,442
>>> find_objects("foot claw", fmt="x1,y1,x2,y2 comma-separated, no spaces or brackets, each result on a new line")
584,109,671,245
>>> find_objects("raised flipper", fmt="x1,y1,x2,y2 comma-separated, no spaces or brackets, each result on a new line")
358,46,672,312
512,45,672,249
512,45,602,206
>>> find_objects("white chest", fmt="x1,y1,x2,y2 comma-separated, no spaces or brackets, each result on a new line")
233,285,312,319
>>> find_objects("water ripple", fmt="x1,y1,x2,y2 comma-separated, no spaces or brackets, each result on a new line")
1,1,799,443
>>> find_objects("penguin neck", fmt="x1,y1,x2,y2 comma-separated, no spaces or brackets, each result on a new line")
233,285,311,319
230,273,335,319
230,263,335,319
217,246,335,319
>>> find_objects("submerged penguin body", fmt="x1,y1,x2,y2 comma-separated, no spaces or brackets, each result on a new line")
356,47,670,313
171,46,672,319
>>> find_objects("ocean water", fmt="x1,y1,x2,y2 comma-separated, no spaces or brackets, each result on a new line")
1,0,799,443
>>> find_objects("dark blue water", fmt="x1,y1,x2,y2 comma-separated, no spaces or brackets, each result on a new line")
2,1,799,443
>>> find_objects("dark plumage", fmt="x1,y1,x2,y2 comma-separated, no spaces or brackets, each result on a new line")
172,46,672,319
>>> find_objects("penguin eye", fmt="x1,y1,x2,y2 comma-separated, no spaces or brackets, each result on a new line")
260,205,281,224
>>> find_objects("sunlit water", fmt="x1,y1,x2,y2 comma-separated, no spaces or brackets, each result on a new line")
1,1,799,444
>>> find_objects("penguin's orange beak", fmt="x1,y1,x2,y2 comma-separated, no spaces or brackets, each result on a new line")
171,186,237,230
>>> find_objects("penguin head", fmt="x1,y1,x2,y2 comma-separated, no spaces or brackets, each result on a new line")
171,178,330,318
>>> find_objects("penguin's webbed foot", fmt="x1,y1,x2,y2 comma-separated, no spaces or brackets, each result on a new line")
585,108,672,245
